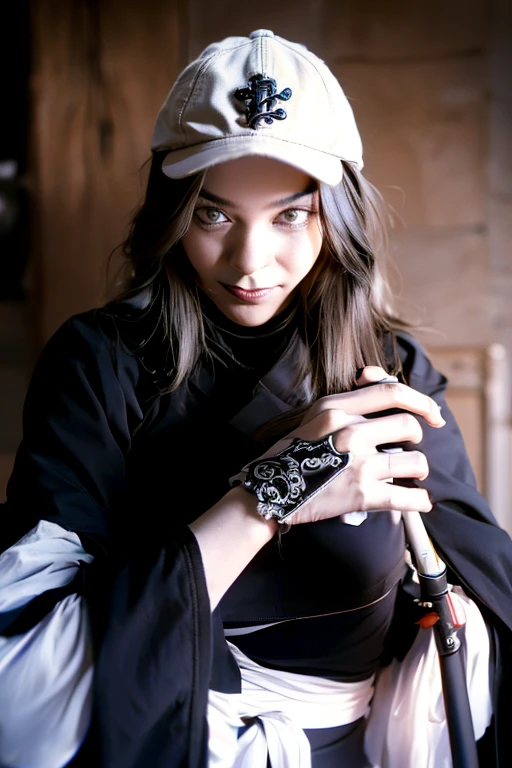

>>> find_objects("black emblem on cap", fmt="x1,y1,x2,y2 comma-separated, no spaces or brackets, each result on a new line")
235,75,292,129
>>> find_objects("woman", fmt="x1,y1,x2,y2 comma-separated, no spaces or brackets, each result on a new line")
1,29,511,768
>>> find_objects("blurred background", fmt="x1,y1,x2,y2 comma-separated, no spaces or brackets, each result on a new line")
1,0,511,532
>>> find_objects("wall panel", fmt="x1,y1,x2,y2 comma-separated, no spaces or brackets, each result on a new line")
31,0,182,344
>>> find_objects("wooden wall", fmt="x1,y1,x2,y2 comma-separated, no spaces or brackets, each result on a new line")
28,0,499,351
1,1,511,520
30,0,182,344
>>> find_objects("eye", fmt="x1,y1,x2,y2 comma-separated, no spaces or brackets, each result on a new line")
194,207,229,225
276,208,315,227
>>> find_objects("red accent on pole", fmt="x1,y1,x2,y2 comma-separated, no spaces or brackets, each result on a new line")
417,612,439,628
447,593,466,628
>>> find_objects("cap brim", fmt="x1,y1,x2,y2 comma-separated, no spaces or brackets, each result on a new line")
160,136,344,187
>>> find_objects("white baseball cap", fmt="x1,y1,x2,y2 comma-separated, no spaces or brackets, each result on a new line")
151,29,363,187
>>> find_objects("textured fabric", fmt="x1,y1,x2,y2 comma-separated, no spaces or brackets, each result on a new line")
152,30,363,185
305,719,369,768
207,642,374,768
365,590,493,767
0,522,93,768
0,520,93,614
0,308,512,767
226,583,402,681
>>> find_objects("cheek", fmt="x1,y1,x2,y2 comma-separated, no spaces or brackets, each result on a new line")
309,222,323,264
289,226,323,277
181,230,218,276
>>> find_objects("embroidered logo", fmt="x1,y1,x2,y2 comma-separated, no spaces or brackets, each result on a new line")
234,75,292,129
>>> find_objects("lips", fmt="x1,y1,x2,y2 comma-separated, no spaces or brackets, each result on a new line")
220,283,276,303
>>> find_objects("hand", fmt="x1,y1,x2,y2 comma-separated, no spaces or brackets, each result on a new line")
261,366,445,525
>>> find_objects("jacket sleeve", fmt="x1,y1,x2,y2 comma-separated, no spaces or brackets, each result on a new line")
0,313,213,768
2,312,142,552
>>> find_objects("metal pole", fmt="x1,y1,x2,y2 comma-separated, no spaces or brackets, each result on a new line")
402,512,479,768
368,377,480,764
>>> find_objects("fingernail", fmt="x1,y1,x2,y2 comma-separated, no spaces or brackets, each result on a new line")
432,402,446,426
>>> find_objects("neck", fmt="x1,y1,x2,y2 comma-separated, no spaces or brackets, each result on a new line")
200,292,299,338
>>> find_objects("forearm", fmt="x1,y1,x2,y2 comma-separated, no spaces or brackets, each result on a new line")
188,486,277,610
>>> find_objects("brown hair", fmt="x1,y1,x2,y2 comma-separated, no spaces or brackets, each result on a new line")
110,151,407,397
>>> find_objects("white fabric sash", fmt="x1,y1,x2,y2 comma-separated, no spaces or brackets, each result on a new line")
210,590,493,768
0,521,93,768
0,524,494,768
207,641,374,768
364,588,493,768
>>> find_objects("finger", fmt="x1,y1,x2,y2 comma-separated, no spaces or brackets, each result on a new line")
305,382,445,428
333,412,424,452
293,409,366,441
383,484,432,513
355,366,392,386
365,450,429,481
366,482,432,514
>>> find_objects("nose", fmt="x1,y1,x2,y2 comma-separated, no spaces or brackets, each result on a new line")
226,224,272,276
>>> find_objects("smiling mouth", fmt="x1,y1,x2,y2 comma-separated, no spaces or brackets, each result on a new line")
220,283,276,303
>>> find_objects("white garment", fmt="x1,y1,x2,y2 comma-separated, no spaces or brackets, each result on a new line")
209,591,493,768
364,588,493,768
0,521,94,768
0,524,494,768
0,519,93,613
208,642,375,768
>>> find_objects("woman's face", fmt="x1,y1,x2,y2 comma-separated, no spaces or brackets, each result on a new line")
181,156,323,326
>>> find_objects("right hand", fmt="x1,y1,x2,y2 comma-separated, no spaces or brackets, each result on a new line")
260,367,445,526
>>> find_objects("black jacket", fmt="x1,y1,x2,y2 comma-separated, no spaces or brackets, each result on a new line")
1,308,512,767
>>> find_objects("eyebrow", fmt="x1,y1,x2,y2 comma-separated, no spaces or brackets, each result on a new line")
197,181,318,210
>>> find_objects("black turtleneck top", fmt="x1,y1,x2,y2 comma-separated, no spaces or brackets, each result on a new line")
197,295,406,682
200,294,300,417
4,297,509,762
10,296,405,685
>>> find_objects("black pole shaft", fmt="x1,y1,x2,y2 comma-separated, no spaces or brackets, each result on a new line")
436,634,479,768
419,571,480,768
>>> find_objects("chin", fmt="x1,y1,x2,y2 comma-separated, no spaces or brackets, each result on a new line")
225,308,277,327
217,301,283,327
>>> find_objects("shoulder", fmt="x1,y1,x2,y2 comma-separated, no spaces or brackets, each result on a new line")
42,306,117,351
41,301,176,414
37,308,130,376
29,305,155,412
40,299,158,370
